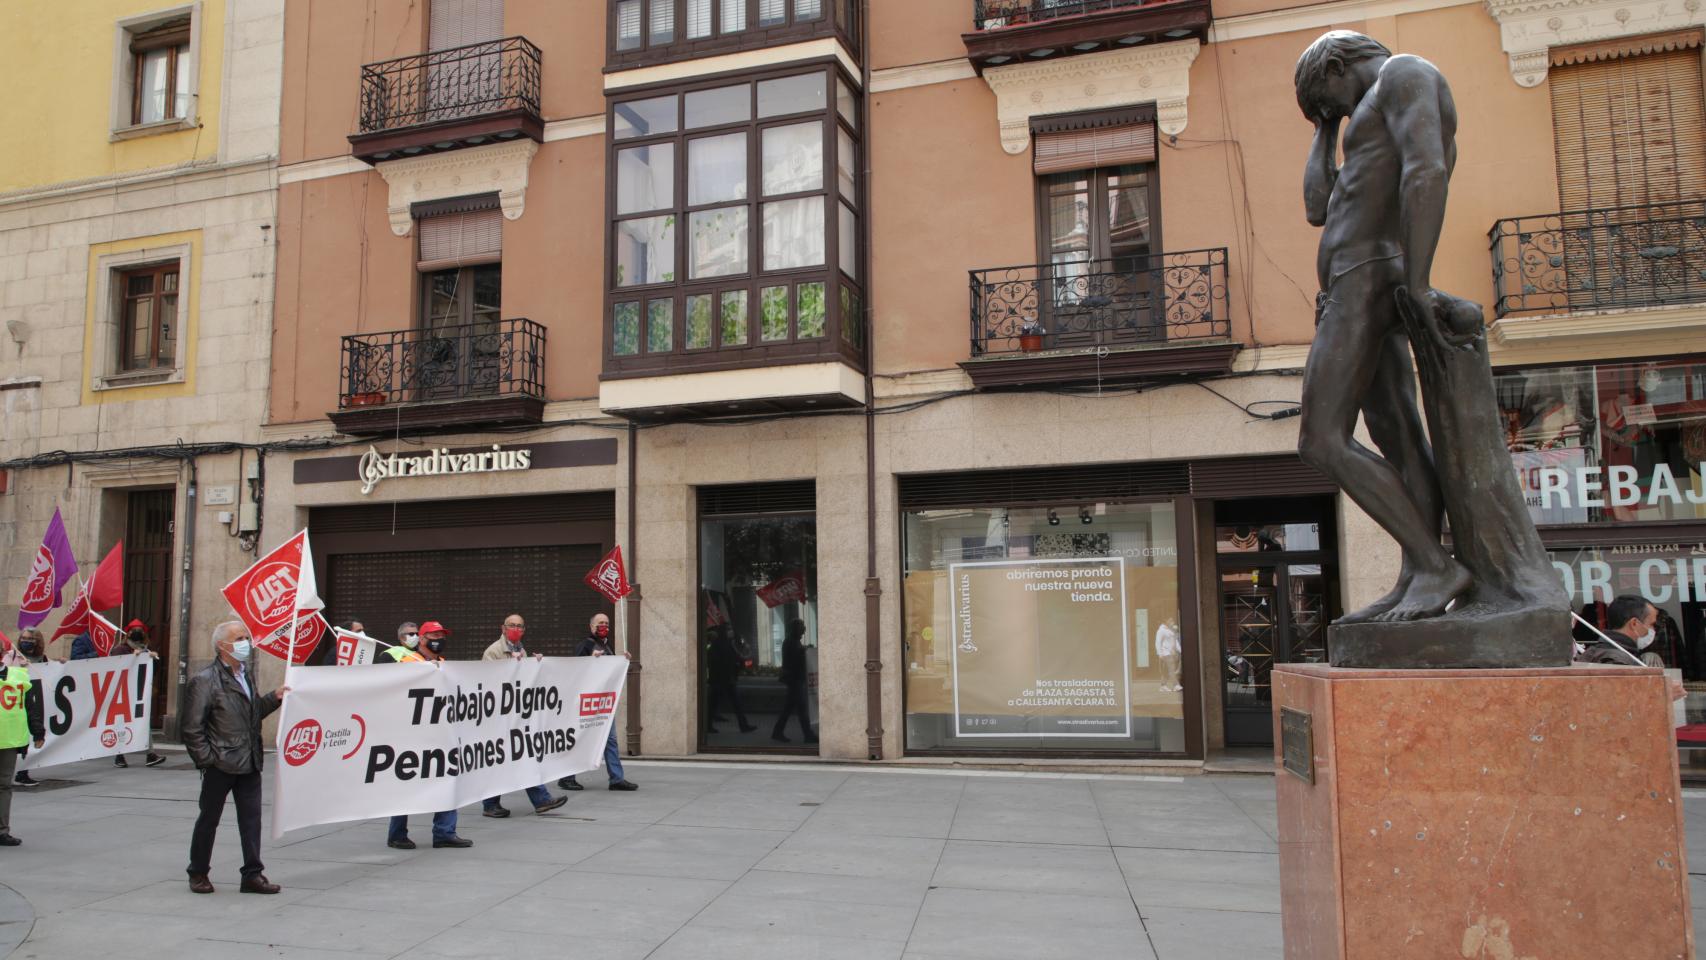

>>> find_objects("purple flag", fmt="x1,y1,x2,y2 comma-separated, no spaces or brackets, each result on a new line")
17,508,78,630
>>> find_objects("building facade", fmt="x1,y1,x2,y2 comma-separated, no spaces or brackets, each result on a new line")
0,0,286,733
196,0,1706,765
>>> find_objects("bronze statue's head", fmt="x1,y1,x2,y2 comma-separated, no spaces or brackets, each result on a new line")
1294,30,1391,123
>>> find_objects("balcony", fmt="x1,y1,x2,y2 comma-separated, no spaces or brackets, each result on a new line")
963,0,1211,72
1490,200,1706,319
349,37,544,164
963,248,1236,388
330,318,546,434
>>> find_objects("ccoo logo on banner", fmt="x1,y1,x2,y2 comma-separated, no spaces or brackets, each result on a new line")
18,657,154,770
270,655,628,838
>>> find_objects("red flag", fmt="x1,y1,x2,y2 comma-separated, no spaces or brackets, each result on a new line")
584,546,632,603
51,582,91,641
89,611,119,656
0,627,11,655
88,541,124,612
756,570,807,609
705,596,729,627
222,531,324,658
255,612,327,665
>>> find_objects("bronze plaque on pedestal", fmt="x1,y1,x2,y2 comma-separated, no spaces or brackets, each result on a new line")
1280,707,1314,784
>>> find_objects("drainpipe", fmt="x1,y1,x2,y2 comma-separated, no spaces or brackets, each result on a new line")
624,421,643,756
859,0,883,762
172,458,198,739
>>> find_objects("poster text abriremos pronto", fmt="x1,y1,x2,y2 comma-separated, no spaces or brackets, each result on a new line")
949,557,1130,738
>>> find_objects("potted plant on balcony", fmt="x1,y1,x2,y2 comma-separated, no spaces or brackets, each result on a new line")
1019,319,1046,353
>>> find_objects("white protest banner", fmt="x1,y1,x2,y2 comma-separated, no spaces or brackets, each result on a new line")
271,655,627,837
19,656,154,770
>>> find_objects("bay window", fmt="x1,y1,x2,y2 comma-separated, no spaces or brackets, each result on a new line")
606,63,864,374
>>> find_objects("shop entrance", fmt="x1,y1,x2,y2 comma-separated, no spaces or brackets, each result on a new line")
1215,497,1339,748
123,488,175,728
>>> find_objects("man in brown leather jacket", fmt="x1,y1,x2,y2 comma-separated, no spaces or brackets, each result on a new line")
182,620,288,895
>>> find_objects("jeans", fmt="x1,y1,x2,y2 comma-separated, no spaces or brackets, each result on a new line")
188,768,264,878
604,730,625,782
483,784,553,811
388,809,458,842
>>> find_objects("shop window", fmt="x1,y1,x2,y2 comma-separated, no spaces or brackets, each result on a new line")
901,503,1184,754
113,8,199,136
698,487,818,752
606,65,863,369
1498,358,1706,526
117,263,179,373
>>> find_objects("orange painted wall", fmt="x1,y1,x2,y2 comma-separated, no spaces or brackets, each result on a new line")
281,0,424,166
869,0,970,71
510,2,608,122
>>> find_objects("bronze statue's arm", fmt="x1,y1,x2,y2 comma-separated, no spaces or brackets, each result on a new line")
1380,56,1455,298
1303,118,1339,227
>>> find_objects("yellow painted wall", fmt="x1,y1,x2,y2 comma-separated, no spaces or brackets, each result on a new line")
0,0,224,193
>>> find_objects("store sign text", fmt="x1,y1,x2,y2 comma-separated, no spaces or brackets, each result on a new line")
357,445,532,496
1552,551,1706,606
1528,462,1706,509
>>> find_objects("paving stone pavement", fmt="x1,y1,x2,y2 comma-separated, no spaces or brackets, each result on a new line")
1,756,1702,959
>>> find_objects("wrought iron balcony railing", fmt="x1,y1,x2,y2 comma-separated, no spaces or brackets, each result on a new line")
339,318,545,408
973,0,1154,29
969,249,1230,357
357,36,542,136
1489,200,1706,318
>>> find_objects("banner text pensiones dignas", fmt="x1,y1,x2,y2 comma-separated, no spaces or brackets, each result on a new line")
363,723,580,784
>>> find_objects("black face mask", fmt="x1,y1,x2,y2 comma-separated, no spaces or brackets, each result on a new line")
17,644,36,658
426,639,444,654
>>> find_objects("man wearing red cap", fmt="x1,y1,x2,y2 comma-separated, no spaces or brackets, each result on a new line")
383,620,472,850
110,621,164,768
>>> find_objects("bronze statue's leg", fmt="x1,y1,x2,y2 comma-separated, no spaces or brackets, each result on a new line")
1300,264,1467,623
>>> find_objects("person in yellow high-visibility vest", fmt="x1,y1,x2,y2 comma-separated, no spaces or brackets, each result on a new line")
0,644,47,847
382,622,426,663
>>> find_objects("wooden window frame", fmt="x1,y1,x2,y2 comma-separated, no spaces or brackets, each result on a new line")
117,262,180,374
420,263,503,330
128,20,190,127
603,58,866,377
606,0,858,72
1030,108,1163,265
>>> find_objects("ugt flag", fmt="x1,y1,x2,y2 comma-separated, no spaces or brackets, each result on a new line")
584,546,632,603
223,530,327,664
19,508,78,630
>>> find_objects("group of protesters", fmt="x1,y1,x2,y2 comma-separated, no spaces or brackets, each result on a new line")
175,609,636,896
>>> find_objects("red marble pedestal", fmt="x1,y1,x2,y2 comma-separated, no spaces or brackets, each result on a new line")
1273,663,1694,960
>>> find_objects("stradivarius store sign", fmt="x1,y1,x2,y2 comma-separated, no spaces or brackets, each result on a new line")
358,445,532,495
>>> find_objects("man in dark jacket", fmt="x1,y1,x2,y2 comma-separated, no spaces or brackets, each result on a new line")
772,618,816,744
558,613,638,792
111,623,165,769
1577,594,1660,666
182,620,287,895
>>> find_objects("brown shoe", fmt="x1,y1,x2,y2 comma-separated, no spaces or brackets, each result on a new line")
188,874,214,894
239,874,280,894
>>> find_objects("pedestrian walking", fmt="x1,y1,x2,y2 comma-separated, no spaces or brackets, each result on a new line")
386,619,472,850
772,618,816,744
481,614,566,817
111,622,165,768
0,644,46,845
182,621,288,894
705,625,756,735
1577,594,1663,666
560,613,639,792
12,630,47,789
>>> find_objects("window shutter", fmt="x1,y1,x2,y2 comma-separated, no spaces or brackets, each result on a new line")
429,0,504,50
417,208,503,271
1550,43,1706,211
1033,123,1157,175
688,0,712,38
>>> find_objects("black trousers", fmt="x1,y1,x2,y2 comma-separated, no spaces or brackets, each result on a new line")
706,676,749,726
772,682,814,739
188,768,264,878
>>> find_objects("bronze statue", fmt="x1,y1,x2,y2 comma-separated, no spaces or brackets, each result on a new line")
1294,31,1568,667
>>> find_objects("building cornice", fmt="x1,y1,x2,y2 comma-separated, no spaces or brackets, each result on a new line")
1482,0,1705,85
982,40,1201,155
374,139,540,237
1488,303,1706,363
0,156,276,209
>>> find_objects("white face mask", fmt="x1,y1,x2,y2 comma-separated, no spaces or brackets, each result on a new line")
1642,371,1664,393
403,633,420,649
1636,626,1657,650
229,640,253,662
